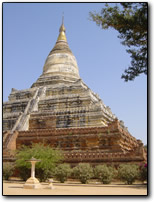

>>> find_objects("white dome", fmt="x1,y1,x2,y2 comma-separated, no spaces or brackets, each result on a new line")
42,22,80,80
43,44,80,80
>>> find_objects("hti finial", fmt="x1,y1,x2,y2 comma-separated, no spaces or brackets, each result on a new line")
62,12,64,24
57,13,67,42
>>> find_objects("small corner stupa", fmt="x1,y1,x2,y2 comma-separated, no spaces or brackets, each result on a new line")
3,19,146,166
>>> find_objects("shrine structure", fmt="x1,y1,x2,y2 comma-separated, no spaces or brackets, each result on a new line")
3,20,146,166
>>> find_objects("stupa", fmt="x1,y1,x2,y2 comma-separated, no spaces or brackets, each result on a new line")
3,20,146,166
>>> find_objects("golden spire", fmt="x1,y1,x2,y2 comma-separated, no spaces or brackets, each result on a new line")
57,15,67,42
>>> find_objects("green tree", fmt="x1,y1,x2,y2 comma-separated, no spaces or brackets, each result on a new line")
73,163,93,184
94,164,115,184
90,3,147,81
54,164,72,183
118,164,139,184
15,143,63,182
3,162,15,180
139,163,147,183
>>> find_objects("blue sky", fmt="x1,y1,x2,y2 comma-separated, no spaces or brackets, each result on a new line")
3,2,147,144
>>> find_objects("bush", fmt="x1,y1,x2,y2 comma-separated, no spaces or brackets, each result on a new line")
3,162,15,180
94,164,115,184
54,164,72,183
36,168,53,182
73,163,93,184
16,167,31,181
15,143,63,182
118,164,139,185
139,163,147,183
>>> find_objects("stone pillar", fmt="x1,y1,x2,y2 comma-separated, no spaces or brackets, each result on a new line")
31,161,35,178
23,157,41,189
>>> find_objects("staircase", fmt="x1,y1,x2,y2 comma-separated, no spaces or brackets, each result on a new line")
11,87,46,132
3,131,18,162
3,87,46,162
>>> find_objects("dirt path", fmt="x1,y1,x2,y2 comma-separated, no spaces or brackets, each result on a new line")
3,181,147,196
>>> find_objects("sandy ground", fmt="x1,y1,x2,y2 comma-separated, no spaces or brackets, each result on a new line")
3,180,147,196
